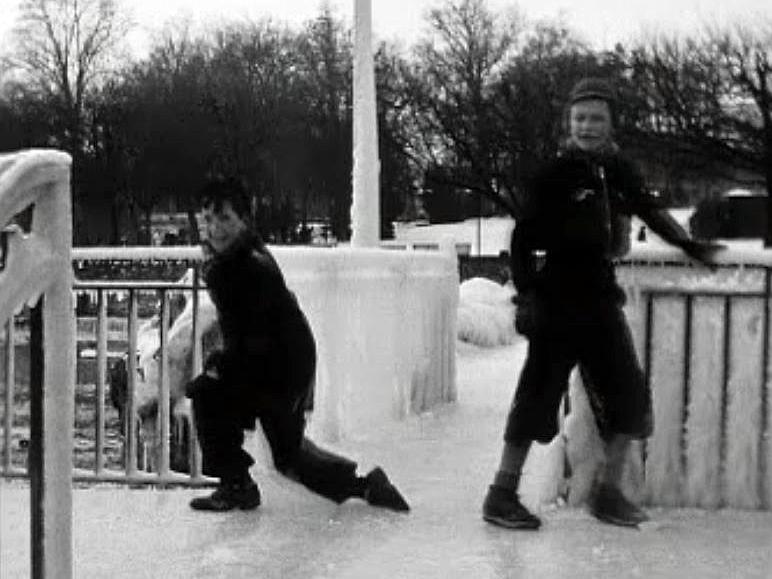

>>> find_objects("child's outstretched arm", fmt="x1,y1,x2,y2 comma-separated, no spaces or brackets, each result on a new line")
638,207,725,267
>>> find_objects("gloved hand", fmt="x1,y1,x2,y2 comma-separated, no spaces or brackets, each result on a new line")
679,239,726,269
513,293,548,337
185,372,222,398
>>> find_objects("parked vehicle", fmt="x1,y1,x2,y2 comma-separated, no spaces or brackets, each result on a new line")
690,189,767,239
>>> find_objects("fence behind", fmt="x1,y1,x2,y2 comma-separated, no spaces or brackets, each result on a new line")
617,245,772,509
2,244,459,487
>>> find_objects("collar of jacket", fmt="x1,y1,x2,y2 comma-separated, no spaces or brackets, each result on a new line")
203,231,260,272
559,138,620,162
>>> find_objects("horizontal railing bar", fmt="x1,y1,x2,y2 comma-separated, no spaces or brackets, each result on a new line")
68,243,772,269
73,281,202,291
1,468,28,478
643,289,768,298
71,469,216,487
1,468,216,487
72,247,203,262
617,259,766,270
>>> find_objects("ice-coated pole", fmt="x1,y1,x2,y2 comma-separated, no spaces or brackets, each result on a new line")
351,0,380,247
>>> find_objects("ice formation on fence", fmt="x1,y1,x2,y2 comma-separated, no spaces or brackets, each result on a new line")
0,149,74,577
95,243,460,456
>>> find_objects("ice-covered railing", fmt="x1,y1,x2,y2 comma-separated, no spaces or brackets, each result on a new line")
70,242,458,449
566,242,772,510
0,149,74,578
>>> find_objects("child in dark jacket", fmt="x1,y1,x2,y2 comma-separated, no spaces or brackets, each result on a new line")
482,77,723,530
187,178,409,513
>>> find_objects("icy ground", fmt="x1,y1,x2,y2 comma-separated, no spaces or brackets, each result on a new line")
2,338,772,579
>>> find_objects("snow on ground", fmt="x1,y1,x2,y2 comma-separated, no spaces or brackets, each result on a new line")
457,277,517,347
2,337,771,579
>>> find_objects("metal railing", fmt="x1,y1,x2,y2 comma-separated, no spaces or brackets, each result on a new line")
2,241,460,488
0,149,75,578
1,257,213,486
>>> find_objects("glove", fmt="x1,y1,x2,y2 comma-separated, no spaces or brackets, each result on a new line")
679,239,726,269
185,372,222,398
513,293,547,337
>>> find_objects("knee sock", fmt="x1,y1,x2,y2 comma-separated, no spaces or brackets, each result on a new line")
492,441,532,492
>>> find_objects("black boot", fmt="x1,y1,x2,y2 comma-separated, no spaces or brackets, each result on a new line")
482,485,541,530
190,478,261,512
363,467,410,512
588,483,648,527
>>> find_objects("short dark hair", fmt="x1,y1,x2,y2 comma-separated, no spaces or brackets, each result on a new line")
199,177,251,220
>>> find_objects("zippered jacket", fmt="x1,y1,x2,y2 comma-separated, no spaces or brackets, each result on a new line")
510,148,670,303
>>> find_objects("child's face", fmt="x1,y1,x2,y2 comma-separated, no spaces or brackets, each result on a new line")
569,99,613,152
202,201,249,254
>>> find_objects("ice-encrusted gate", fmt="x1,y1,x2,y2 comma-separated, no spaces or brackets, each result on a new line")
560,247,772,510
2,239,460,489
0,150,75,578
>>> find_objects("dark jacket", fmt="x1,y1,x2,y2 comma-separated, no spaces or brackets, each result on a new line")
510,148,664,304
203,233,316,413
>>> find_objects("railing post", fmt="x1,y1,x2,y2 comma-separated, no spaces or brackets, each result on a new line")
0,151,74,577
29,299,44,578
158,290,170,476
95,290,107,475
189,267,203,478
2,318,14,472
761,269,770,509
125,290,138,476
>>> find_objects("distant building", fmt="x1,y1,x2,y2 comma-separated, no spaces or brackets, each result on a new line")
144,212,200,246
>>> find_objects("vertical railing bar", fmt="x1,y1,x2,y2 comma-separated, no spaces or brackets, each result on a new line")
94,291,107,475
719,295,733,508
125,290,138,477
681,295,693,483
3,317,15,471
158,289,171,477
29,300,44,579
189,266,203,478
759,268,770,510
641,291,655,476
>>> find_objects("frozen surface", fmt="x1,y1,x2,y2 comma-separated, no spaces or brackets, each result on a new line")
3,340,771,579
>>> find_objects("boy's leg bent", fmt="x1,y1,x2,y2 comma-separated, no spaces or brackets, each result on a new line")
190,378,255,481
259,407,359,503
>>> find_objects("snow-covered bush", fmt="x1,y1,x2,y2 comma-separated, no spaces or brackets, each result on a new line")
456,277,517,347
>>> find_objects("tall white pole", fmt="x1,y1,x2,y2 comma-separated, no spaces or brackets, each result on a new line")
351,0,380,247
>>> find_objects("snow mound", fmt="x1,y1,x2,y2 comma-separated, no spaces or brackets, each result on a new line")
457,277,517,347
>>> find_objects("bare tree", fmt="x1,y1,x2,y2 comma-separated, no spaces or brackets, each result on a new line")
407,0,521,217
628,21,771,223
708,21,772,240
10,0,129,158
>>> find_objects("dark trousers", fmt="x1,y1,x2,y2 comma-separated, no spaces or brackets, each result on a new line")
505,301,652,444
191,380,359,503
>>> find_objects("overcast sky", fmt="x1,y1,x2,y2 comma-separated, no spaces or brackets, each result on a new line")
1,0,770,55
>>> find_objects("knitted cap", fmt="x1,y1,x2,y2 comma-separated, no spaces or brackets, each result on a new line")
568,77,616,105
